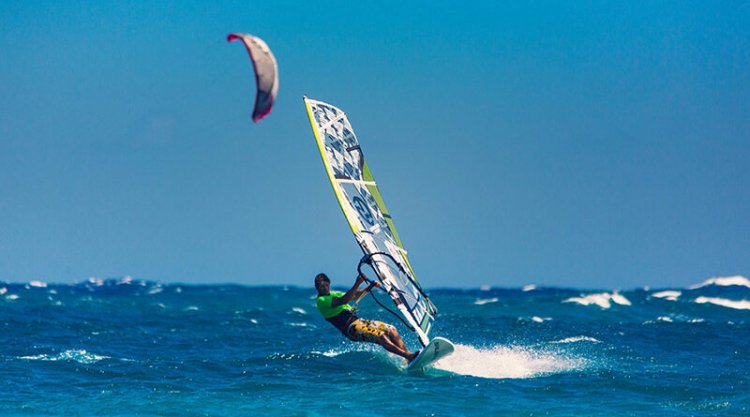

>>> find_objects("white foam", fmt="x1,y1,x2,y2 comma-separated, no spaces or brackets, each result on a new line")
551,336,600,344
147,286,163,295
291,307,307,315
563,292,631,309
5,294,19,300
611,292,632,306
19,349,109,364
694,296,750,310
313,343,379,359
657,316,673,322
88,277,104,286
288,322,312,327
184,306,199,311
432,343,585,379
652,290,681,301
117,276,134,285
523,284,537,292
0,288,6,295
474,297,499,305
689,275,750,289
29,280,47,288
531,316,551,323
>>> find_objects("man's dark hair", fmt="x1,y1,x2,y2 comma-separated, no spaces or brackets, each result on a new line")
314,273,329,284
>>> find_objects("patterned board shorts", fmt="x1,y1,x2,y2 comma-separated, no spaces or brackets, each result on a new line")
346,319,395,343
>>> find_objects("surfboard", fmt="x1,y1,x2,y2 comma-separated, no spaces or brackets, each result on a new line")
407,337,455,371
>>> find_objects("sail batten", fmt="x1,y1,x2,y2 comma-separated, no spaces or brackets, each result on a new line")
304,97,436,346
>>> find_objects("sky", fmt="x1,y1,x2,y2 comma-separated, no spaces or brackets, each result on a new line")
1,1,748,289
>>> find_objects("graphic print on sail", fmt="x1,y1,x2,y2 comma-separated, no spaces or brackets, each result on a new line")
303,97,438,347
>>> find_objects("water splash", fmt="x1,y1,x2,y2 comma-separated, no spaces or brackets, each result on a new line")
432,343,586,379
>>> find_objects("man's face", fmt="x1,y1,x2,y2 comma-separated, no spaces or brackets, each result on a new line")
315,278,330,294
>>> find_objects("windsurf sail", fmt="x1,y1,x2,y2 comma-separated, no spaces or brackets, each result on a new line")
304,97,437,347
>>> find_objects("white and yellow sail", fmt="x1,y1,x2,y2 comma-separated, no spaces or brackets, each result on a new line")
304,97,437,346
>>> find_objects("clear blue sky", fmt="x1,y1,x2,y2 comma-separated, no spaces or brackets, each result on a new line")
1,1,748,289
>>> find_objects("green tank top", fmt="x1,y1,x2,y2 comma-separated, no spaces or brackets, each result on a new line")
316,291,354,318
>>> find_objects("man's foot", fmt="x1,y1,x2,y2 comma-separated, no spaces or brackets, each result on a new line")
407,350,421,364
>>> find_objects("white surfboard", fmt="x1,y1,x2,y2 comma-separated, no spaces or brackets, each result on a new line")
407,337,455,371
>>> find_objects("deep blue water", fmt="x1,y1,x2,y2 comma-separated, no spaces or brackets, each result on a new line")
2,276,749,416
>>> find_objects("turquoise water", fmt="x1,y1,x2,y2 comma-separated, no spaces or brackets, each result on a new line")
2,277,749,416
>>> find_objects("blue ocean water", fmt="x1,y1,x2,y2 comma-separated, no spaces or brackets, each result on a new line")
2,276,749,416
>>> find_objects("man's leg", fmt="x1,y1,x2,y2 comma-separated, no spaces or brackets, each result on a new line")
377,334,415,361
388,327,408,352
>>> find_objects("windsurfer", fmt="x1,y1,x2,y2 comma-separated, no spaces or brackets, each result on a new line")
314,273,418,363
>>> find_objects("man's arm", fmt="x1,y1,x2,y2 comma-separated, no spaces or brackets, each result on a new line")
331,274,366,307
353,280,380,303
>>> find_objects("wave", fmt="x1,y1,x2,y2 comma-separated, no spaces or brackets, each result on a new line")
532,316,551,323
432,343,587,379
474,297,499,306
689,275,750,290
651,290,681,301
563,292,631,309
694,296,750,310
551,336,600,344
19,349,110,364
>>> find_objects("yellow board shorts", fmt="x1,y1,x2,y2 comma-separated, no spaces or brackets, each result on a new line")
346,319,395,343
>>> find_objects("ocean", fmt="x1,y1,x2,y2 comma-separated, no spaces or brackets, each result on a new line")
2,276,748,416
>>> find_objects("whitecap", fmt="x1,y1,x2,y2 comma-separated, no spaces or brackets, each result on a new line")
652,290,681,301
288,322,312,327
117,276,134,285
184,306,199,311
522,284,537,292
551,336,600,344
87,277,104,286
657,316,673,322
531,316,551,323
474,297,499,306
147,286,163,295
694,296,750,310
291,307,307,315
29,280,47,288
433,343,586,379
563,292,631,309
19,349,110,364
0,288,6,295
689,275,750,290
5,294,19,300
